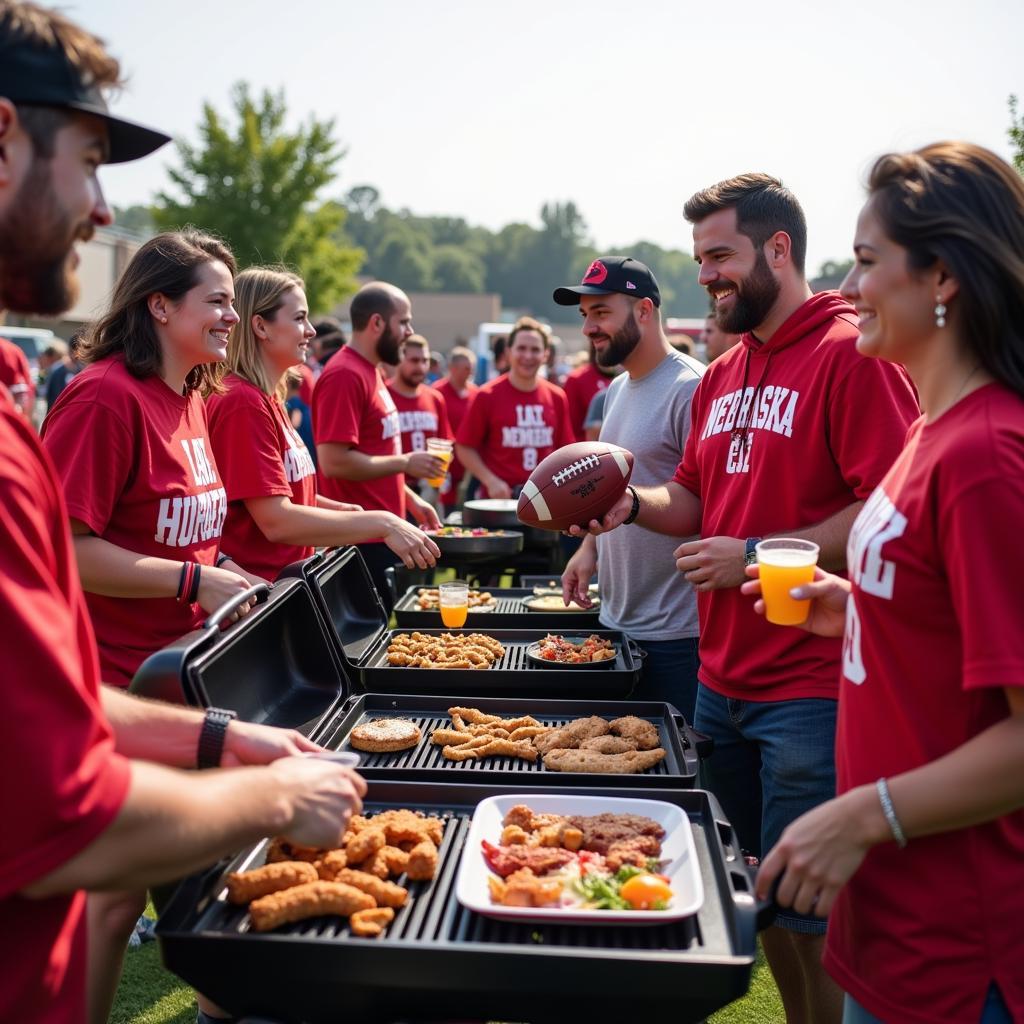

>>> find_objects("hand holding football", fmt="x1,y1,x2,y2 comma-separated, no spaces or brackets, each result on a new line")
517,442,634,532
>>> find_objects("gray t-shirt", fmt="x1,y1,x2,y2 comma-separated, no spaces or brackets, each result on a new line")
597,349,704,640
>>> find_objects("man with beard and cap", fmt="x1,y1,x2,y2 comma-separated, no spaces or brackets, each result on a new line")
558,257,705,717
0,4,367,1022
314,282,442,607
387,334,453,493
568,177,919,1024
562,336,617,441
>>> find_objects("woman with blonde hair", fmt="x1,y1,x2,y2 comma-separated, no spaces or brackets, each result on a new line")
749,142,1024,1023
206,266,439,581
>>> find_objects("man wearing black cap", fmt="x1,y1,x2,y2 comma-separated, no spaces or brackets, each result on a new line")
557,257,706,719
0,6,366,1022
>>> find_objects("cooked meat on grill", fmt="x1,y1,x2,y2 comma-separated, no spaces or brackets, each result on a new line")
542,747,666,774
349,906,395,937
579,735,638,754
405,839,439,881
608,716,661,750
604,836,665,872
349,718,421,752
482,842,577,878
533,715,610,754
248,881,375,932
332,869,408,908
226,861,318,904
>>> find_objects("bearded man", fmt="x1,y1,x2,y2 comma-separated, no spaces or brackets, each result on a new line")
557,257,705,716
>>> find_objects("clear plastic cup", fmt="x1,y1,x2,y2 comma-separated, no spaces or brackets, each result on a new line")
756,538,820,626
438,580,469,628
426,437,454,488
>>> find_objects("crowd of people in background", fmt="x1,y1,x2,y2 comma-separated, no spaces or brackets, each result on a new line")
2,3,1023,1024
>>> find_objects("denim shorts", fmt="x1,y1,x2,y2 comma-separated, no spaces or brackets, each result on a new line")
694,684,837,935
843,985,1011,1023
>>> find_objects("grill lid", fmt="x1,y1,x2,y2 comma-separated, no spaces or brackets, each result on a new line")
281,548,389,670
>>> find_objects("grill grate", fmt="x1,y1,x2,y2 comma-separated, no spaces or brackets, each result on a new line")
195,803,699,951
318,710,674,778
392,588,602,629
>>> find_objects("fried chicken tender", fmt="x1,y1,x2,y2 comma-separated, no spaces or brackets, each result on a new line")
368,809,444,846
345,827,386,864
579,735,639,754
264,838,330,864
354,849,391,879
608,715,661,750
542,746,667,774
500,715,542,731
442,738,537,762
315,849,348,880
381,845,410,875
533,716,610,754
405,839,439,881
349,907,395,937
501,824,529,845
333,869,408,908
249,881,374,932
226,861,318,904
432,728,474,746
497,868,562,908
508,725,549,742
448,706,502,725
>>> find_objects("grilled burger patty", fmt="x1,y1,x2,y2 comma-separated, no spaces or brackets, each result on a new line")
349,718,422,752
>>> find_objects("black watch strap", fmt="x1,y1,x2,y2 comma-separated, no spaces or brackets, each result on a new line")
623,485,641,526
197,707,237,769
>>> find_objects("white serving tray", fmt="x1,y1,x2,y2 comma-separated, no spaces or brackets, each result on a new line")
455,793,703,925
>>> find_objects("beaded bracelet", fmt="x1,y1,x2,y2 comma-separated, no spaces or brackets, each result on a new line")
876,777,907,848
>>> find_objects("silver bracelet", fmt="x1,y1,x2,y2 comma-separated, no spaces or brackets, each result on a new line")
876,777,908,848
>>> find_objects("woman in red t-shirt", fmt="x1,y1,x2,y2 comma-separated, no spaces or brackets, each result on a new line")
41,230,262,1021
206,267,440,581
748,144,1024,1024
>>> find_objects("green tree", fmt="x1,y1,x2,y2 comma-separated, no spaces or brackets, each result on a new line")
153,83,362,313
1009,95,1024,175
112,204,156,238
811,258,854,292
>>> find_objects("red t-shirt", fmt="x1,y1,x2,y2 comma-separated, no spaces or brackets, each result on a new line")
0,397,130,1023
206,374,317,580
824,383,1024,1023
42,357,227,686
387,382,453,487
673,292,919,701
456,375,573,489
563,362,612,441
433,378,478,506
313,345,405,518
0,334,35,407
296,361,315,408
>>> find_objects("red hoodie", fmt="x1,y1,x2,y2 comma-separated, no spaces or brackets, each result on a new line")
673,292,919,701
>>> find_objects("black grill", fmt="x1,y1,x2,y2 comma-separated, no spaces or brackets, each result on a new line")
393,586,603,630
156,781,759,1024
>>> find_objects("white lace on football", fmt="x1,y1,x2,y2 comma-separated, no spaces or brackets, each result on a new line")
551,454,600,487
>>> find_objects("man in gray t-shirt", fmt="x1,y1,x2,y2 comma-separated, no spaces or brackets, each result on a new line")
554,257,705,718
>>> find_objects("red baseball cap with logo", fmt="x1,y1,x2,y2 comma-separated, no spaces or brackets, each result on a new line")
553,256,661,307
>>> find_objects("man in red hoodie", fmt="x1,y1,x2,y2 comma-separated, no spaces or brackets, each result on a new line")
573,174,919,1022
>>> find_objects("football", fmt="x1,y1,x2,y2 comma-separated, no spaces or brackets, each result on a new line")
517,442,634,532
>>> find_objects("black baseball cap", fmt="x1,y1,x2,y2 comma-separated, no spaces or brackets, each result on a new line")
553,256,661,308
0,40,170,164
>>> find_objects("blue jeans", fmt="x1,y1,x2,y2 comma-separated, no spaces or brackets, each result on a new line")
694,684,837,934
630,636,700,721
843,985,1011,1023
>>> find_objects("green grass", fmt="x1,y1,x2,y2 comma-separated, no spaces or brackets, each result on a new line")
112,939,782,1023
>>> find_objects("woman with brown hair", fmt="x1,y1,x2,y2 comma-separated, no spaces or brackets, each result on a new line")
206,265,439,582
748,143,1024,1023
41,229,262,1023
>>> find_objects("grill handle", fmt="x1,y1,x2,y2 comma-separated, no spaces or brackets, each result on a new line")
625,638,645,663
202,584,271,632
673,714,714,760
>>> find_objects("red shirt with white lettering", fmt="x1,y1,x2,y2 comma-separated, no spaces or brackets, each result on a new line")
42,357,227,686
824,383,1024,1023
0,396,130,1023
563,362,612,441
387,382,452,486
456,375,573,488
206,373,317,580
433,377,478,507
313,345,405,517
673,292,919,701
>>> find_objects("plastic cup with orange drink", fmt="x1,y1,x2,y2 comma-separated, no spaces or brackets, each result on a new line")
755,538,820,626
439,580,469,628
426,437,454,488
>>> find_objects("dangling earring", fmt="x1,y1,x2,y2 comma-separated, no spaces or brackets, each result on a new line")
934,295,947,329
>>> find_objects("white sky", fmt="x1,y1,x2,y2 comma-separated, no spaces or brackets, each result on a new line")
84,0,1022,275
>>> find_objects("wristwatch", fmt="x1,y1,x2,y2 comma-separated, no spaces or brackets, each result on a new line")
197,707,238,769
623,485,641,525
744,537,762,567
